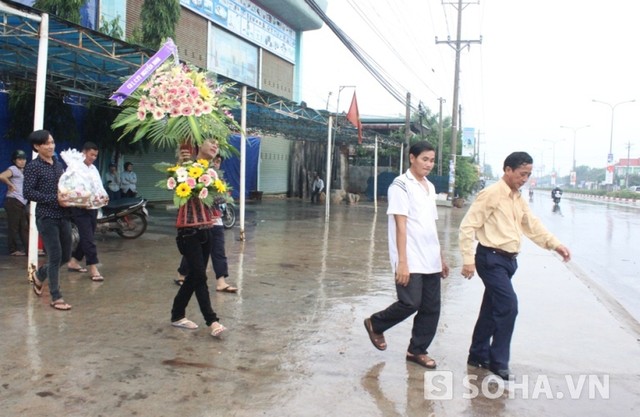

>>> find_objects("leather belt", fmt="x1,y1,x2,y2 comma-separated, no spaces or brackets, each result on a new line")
479,244,518,259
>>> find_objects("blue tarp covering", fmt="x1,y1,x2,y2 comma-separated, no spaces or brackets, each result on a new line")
220,134,261,200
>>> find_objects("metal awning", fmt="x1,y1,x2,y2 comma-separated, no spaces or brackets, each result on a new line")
0,0,152,98
0,0,401,147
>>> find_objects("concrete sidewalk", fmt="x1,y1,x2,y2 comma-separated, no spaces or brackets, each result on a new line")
0,199,639,416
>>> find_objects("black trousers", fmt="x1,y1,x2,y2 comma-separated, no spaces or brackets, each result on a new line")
171,228,219,326
71,208,99,265
4,197,29,253
178,225,228,279
370,273,441,355
469,244,518,369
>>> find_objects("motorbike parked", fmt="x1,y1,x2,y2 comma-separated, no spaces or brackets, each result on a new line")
71,197,148,247
219,201,236,229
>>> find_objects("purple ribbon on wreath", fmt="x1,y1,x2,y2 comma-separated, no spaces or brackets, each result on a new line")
110,38,179,106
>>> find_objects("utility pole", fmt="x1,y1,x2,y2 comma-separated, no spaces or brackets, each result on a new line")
625,142,632,188
404,92,411,168
437,97,445,176
436,0,481,199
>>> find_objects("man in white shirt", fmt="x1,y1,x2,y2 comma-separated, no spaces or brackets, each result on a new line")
364,141,449,369
67,142,108,281
310,172,324,203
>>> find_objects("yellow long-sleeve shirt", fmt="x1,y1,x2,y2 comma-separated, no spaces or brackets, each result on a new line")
459,179,562,265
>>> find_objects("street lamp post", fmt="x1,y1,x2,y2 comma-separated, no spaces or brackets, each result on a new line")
543,139,565,186
592,99,636,185
560,124,590,173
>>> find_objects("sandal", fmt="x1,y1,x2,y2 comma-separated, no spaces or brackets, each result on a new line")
171,318,198,329
406,353,437,369
50,299,72,311
364,318,387,350
91,275,104,282
210,322,226,337
31,271,43,296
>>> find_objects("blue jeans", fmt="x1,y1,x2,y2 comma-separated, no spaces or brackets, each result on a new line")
36,217,72,301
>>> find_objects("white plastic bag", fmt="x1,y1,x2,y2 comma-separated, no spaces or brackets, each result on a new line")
58,149,109,208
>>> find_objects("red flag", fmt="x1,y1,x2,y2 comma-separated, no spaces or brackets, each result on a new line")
346,92,363,144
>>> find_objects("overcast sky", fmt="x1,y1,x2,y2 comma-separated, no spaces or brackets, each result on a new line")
299,0,640,177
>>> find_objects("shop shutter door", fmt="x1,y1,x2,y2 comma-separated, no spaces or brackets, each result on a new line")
259,135,291,194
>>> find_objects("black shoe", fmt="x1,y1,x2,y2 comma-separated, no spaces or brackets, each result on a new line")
467,355,490,369
488,366,512,381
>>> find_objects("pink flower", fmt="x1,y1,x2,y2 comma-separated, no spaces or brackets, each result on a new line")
189,87,200,98
178,86,187,96
152,109,165,120
198,188,208,199
201,103,212,114
167,177,177,190
181,105,193,116
170,107,181,117
185,177,197,188
137,110,146,121
207,168,218,180
198,174,212,187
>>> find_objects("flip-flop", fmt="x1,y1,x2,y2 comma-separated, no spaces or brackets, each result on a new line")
67,266,88,273
174,279,184,286
50,299,72,311
91,275,104,282
210,322,226,337
216,285,238,293
31,272,43,296
171,318,198,329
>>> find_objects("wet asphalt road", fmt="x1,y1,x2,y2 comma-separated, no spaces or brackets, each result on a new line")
1,198,639,416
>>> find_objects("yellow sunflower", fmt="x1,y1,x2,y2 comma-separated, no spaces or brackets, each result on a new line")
188,165,204,179
196,159,209,169
175,183,192,198
214,178,226,193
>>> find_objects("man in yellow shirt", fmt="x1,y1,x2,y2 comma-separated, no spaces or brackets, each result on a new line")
459,151,571,380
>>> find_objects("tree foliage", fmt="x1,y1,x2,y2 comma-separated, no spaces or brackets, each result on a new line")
33,0,84,23
99,14,124,40
136,0,181,50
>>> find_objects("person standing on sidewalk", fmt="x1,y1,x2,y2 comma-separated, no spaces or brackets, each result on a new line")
364,141,449,369
459,151,571,380
310,172,324,203
0,149,30,256
23,130,73,311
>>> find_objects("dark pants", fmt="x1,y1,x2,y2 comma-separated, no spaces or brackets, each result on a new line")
171,228,219,326
310,188,323,203
36,217,72,301
122,189,137,198
71,208,99,266
178,225,228,279
469,245,518,370
106,189,121,202
4,197,29,253
370,273,441,355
